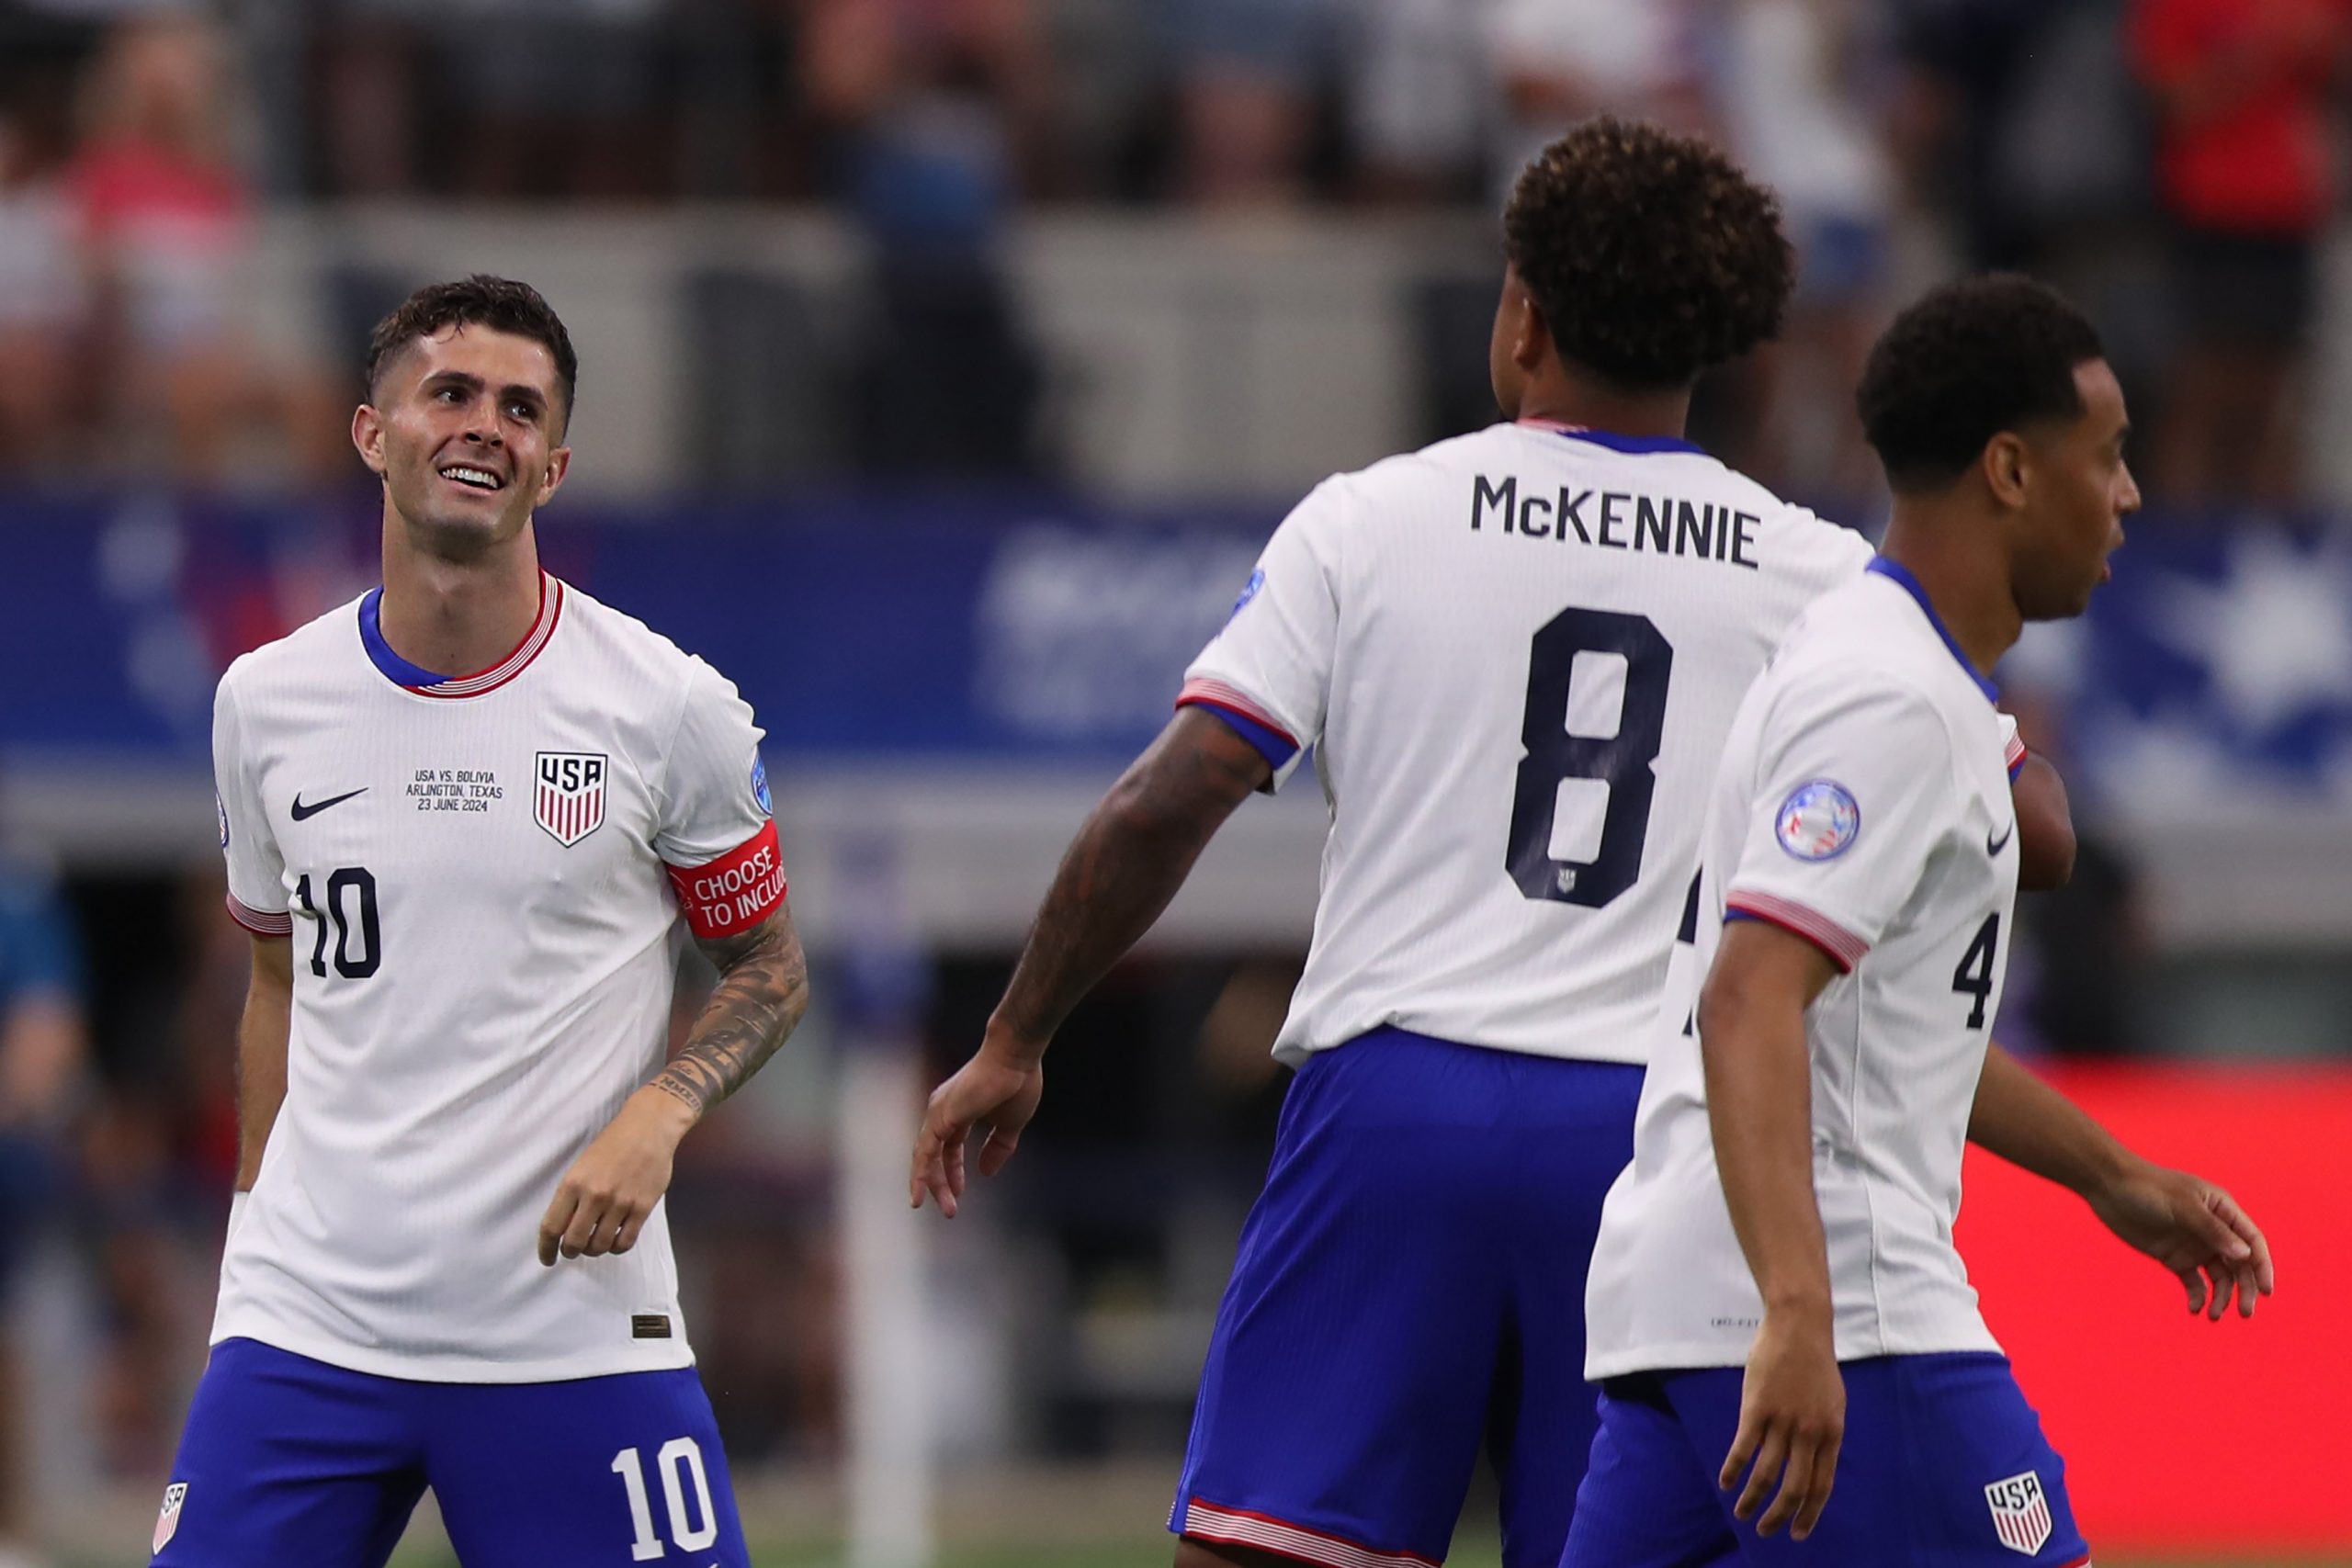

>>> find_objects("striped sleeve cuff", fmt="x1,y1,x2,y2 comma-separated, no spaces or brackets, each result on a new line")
225,893,292,937
2005,731,2028,782
1176,677,1300,772
1724,890,1868,973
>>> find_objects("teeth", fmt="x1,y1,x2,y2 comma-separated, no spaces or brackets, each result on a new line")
441,467,500,490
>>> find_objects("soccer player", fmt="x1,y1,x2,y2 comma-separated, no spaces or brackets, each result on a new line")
152,276,808,1567
1570,276,2275,1568
910,120,2064,1568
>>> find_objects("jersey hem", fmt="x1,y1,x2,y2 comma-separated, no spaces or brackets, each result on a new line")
1270,1032,1649,1069
209,1319,696,1384
1587,1329,2006,1381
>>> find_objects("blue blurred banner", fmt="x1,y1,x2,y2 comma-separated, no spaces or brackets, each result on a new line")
4,494,2349,809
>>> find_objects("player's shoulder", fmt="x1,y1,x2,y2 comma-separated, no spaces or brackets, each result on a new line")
218,593,369,702
1760,576,1973,737
552,581,744,710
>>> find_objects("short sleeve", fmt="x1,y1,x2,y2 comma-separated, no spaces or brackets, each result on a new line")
1178,476,1346,793
655,660,786,940
1722,679,1960,974
214,673,290,937
1996,710,2027,782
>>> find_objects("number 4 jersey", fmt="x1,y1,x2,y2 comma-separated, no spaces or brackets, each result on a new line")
1584,560,2023,1377
1179,420,1878,1067
210,574,786,1382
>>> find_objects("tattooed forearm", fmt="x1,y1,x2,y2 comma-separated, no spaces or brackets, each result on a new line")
992,708,1269,1054
651,907,810,1119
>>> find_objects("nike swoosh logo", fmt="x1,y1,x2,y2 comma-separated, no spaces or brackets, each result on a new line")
290,788,368,821
1986,819,2015,856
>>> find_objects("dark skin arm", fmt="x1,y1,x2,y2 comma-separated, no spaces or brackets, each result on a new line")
911,707,1271,1213
538,903,809,1264
2010,751,2075,891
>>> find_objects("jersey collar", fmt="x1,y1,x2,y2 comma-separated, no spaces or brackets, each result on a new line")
1864,557,1999,703
1516,417,1705,457
358,573,564,699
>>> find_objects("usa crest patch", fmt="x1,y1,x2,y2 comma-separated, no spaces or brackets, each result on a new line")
535,751,608,847
1984,1470,2053,1556
153,1481,187,1553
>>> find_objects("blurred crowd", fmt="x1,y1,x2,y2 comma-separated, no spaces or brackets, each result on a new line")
2,0,2349,502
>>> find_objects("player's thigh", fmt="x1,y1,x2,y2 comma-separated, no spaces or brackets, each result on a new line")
151,1337,427,1568
1172,1038,1521,1566
1492,1058,1645,1568
1662,1355,2090,1568
1559,1376,1743,1568
425,1367,750,1568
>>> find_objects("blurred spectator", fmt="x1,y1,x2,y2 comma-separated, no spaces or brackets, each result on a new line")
0,852,88,1565
65,14,339,485
807,0,1053,474
1718,0,1894,498
0,103,86,477
1338,0,1487,203
1159,0,1334,206
2131,0,2348,506
1485,0,1710,197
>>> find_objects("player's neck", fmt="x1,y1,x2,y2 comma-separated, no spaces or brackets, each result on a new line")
1513,369,1690,443
1878,514,2023,679
377,521,545,680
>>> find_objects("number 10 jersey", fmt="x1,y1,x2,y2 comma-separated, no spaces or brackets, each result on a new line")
210,574,785,1382
1178,421,1875,1068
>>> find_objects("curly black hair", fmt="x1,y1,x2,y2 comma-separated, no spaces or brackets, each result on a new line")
1503,117,1793,391
366,275,579,423
1858,274,2106,492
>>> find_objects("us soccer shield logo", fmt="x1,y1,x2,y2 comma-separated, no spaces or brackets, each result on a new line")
535,751,608,847
153,1481,187,1552
1984,1470,2053,1556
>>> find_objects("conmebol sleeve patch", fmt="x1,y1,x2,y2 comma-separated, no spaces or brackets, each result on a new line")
664,819,787,939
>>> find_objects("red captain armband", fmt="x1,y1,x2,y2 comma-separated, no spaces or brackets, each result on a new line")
663,820,787,940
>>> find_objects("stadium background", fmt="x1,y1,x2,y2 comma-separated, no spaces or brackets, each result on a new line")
1,0,2349,1563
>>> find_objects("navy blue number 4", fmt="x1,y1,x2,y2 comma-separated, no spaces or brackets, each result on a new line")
1506,606,1674,908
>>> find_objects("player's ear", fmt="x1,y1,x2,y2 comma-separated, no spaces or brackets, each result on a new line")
1514,289,1552,373
352,403,388,477
1980,430,2031,511
537,444,571,506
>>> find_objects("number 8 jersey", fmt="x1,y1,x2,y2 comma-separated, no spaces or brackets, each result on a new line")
1179,420,1878,1068
210,575,786,1382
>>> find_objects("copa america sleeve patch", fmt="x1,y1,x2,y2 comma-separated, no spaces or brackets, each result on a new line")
1774,780,1861,861
664,819,787,939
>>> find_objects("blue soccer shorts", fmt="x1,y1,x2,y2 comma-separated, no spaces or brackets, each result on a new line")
1562,1353,2091,1568
1169,1027,1645,1568
151,1337,751,1567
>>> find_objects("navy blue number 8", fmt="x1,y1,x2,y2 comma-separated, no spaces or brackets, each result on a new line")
1506,607,1674,907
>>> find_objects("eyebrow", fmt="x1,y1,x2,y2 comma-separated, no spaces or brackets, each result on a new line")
422,370,549,412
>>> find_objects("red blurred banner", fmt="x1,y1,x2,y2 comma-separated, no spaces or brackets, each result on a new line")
1958,1064,2352,1555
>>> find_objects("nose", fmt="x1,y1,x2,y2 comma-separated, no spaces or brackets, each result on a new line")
2116,461,2143,517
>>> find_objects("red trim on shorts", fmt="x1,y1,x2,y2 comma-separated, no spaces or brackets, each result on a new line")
1178,1496,1440,1568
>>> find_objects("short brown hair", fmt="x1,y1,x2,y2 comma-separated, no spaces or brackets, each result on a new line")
1504,117,1792,390
366,275,579,423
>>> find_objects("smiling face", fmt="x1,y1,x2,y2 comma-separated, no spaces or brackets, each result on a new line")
2008,359,2138,621
352,322,571,560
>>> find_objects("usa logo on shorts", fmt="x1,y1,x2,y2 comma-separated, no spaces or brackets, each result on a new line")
1984,1470,2053,1556
153,1481,187,1553
536,752,608,848
1775,780,1860,861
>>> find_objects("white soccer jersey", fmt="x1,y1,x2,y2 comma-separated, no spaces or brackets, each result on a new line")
210,574,787,1382
1584,560,2022,1377
1180,420,1877,1066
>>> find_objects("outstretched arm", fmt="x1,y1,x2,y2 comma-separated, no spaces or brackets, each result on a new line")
538,905,809,1264
911,707,1271,1214
1969,1044,2272,1318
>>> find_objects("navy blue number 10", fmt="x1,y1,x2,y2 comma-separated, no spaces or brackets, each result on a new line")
1506,607,1674,908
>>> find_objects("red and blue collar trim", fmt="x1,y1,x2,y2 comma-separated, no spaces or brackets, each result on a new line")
1865,557,1998,703
358,573,563,699
1516,416,1705,457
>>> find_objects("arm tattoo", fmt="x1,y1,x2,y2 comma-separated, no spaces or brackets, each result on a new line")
994,709,1268,1050
650,910,811,1119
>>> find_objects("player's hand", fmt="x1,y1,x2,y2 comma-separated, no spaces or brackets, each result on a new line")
1722,1307,1845,1541
910,1036,1043,1217
2086,1155,2274,1321
538,1087,694,1266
